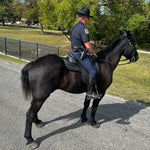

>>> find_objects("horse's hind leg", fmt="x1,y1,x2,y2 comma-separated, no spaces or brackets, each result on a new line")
33,114,45,128
24,97,48,148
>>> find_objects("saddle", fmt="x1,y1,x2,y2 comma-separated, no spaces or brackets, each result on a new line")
63,54,100,84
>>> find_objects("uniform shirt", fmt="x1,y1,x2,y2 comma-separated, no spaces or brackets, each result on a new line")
70,21,90,49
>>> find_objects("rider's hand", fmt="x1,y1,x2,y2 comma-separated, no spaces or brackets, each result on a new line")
92,52,98,57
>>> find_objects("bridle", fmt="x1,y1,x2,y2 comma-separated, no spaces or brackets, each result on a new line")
121,39,137,64
97,38,137,66
97,57,131,66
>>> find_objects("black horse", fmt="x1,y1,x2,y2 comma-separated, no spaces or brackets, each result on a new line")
21,31,139,148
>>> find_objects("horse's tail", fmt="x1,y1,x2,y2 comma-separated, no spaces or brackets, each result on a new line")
21,62,32,100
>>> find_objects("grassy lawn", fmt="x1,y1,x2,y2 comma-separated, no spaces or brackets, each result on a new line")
0,25,71,55
0,53,28,66
107,52,150,104
0,25,149,104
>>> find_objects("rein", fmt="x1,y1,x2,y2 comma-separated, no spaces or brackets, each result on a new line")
97,57,131,66
96,39,136,66
118,59,131,65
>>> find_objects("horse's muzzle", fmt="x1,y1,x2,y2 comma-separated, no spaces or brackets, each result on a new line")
130,55,139,63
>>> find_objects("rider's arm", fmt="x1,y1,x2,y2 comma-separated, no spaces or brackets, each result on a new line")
84,42,97,57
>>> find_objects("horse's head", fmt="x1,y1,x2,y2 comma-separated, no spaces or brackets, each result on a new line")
120,31,139,63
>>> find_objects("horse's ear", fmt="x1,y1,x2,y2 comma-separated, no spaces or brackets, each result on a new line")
127,30,131,37
120,30,124,35
127,30,135,44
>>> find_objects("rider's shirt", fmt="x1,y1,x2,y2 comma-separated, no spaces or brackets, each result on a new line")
70,21,90,49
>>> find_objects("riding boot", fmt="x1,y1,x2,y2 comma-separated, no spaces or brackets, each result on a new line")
86,77,102,99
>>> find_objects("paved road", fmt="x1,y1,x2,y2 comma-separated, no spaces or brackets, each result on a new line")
0,61,150,150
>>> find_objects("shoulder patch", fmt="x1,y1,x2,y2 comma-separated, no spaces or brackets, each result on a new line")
85,28,89,34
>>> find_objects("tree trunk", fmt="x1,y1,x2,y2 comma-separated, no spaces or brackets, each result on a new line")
2,19,5,26
27,21,30,26
40,23,44,33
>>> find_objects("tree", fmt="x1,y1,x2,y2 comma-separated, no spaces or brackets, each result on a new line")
145,1,150,21
38,0,57,29
55,0,87,31
38,0,99,33
23,0,39,25
131,1,150,48
56,0,100,33
12,0,24,21
0,0,14,26
93,0,147,44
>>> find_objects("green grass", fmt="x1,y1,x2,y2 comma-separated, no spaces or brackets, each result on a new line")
0,53,28,66
0,25,71,55
0,25,149,104
107,53,150,104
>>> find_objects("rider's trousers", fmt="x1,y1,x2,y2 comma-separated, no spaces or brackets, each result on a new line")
70,50,96,78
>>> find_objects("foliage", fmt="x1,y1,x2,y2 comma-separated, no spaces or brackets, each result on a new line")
0,0,14,25
127,13,150,48
12,0,24,21
38,0,57,29
38,0,98,32
146,1,150,21
23,0,39,25
96,0,147,44
55,0,92,31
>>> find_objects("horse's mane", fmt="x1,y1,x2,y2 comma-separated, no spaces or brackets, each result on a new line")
96,38,121,59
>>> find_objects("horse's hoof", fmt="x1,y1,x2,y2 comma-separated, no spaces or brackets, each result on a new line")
35,121,45,128
26,141,39,149
81,118,89,126
91,122,100,128
82,121,89,126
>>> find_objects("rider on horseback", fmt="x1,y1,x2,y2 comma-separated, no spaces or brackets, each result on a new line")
69,7,102,99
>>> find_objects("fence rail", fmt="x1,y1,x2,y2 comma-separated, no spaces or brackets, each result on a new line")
0,37,59,61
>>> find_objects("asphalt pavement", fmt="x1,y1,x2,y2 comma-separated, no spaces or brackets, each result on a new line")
0,60,150,150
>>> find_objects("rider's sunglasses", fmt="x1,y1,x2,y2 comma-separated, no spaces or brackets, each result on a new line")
83,16,90,19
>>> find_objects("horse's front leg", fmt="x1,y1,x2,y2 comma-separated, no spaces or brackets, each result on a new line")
90,96,103,128
81,95,91,123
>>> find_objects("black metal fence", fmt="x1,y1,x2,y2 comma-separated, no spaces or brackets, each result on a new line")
0,37,59,61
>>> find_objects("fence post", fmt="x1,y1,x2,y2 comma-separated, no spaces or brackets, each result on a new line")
4,37,7,55
19,40,21,59
36,43,38,59
57,47,59,55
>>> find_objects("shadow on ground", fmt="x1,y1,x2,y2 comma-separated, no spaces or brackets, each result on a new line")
35,100,148,146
